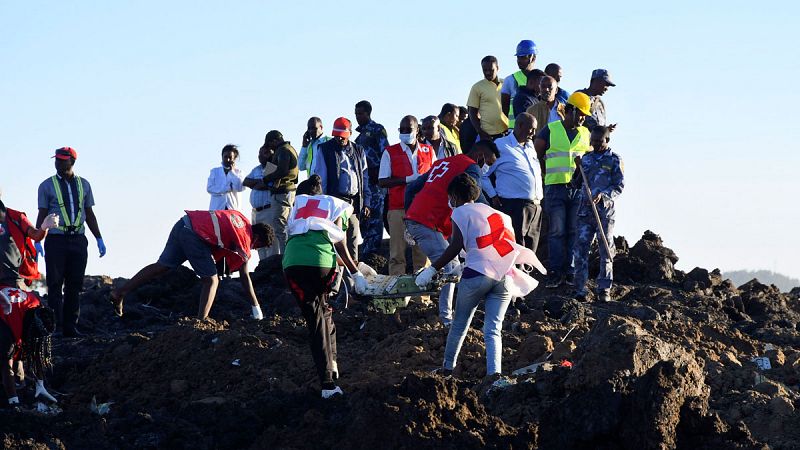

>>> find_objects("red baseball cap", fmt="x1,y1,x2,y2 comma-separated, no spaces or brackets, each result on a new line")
52,147,78,160
331,117,352,138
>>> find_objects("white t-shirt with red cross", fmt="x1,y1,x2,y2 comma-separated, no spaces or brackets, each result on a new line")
450,202,546,297
287,195,353,244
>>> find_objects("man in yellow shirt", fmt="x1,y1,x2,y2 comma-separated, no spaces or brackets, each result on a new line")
467,56,509,141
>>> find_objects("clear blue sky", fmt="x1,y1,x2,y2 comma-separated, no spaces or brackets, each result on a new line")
2,1,799,282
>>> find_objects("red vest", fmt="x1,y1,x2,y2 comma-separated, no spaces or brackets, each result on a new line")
404,154,476,238
0,286,40,359
4,209,40,285
185,210,252,272
386,143,435,210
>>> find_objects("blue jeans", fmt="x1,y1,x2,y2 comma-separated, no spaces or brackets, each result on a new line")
443,274,511,375
544,184,580,277
404,220,457,325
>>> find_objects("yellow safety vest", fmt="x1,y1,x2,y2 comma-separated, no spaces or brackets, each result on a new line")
507,71,528,129
544,121,590,185
304,136,329,175
440,125,461,152
50,175,85,232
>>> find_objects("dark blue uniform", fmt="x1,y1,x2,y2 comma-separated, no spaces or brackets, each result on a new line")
355,120,389,256
573,149,624,296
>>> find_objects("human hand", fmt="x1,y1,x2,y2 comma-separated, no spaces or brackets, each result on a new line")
415,267,437,288
40,214,59,231
491,196,503,208
357,262,378,278
362,207,371,219
34,242,45,259
97,238,107,257
351,272,370,295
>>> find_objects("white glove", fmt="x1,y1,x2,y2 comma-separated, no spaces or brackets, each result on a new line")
405,173,419,183
404,229,416,246
8,396,19,405
357,262,378,278
40,213,59,231
0,291,11,315
415,267,437,288
351,272,370,295
35,380,57,403
251,305,264,320
444,263,463,277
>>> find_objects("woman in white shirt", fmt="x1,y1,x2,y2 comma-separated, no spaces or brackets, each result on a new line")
207,144,245,211
416,173,545,376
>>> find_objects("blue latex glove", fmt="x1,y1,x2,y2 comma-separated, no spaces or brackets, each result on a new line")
34,242,44,259
97,238,106,257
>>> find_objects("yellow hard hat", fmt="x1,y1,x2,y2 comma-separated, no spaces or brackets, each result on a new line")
567,92,592,116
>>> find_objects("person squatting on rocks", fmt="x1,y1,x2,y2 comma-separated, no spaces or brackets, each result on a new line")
281,175,371,399
0,199,59,406
379,115,435,276
415,174,545,376
110,210,274,320
572,124,624,302
404,140,497,326
353,101,389,258
36,147,105,338
312,117,371,261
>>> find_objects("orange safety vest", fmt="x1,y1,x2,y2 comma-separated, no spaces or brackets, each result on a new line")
386,143,435,211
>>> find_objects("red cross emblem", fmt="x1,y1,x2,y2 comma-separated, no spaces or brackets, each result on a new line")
296,199,328,220
476,214,514,257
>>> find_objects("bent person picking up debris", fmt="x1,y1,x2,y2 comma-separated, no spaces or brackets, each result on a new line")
110,210,274,320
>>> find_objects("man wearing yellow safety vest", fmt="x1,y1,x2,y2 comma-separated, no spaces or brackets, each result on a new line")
298,117,330,177
501,39,538,129
533,93,592,288
35,147,105,337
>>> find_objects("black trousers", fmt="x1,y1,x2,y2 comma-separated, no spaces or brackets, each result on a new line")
44,234,88,333
284,265,338,387
499,198,543,253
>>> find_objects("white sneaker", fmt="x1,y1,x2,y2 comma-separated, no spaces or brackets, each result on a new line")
251,305,264,321
321,386,343,399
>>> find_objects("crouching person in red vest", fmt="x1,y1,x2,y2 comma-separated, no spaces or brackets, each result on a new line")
110,210,274,320
0,199,59,405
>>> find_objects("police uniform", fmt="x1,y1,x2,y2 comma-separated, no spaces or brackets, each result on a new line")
354,120,389,256
572,149,624,297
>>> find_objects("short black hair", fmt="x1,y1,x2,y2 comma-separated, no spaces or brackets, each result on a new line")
592,124,617,138
401,115,418,127
355,100,372,114
458,106,468,117
308,116,322,126
472,139,500,158
251,223,275,249
297,174,323,196
530,69,546,78
222,144,239,158
447,173,481,204
481,55,498,66
544,63,561,76
439,103,458,119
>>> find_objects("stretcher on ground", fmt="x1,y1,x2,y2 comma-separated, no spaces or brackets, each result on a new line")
358,272,459,314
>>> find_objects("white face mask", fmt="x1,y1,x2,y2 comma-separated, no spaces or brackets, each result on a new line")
480,164,490,175
399,133,416,145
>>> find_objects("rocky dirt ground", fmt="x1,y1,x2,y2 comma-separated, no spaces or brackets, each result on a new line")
0,230,798,449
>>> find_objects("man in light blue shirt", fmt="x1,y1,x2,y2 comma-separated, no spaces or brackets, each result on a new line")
482,113,543,252
243,146,273,259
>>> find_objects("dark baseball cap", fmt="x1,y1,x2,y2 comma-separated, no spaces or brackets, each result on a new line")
264,130,283,142
591,69,616,86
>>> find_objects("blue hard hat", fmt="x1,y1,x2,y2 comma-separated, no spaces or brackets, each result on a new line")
515,40,538,56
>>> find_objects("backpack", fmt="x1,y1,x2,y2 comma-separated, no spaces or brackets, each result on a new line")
5,209,40,286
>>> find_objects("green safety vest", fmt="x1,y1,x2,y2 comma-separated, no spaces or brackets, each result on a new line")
507,70,528,128
50,175,85,232
304,136,330,175
544,121,590,185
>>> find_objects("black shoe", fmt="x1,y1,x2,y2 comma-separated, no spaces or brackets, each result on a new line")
545,275,565,289
565,274,575,286
575,292,588,302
